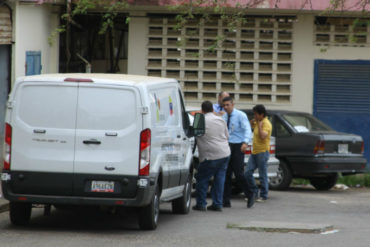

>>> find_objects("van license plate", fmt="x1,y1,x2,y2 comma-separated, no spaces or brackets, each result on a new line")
338,144,348,154
91,181,114,192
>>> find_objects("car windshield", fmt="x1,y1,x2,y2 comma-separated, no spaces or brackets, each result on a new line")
282,113,332,132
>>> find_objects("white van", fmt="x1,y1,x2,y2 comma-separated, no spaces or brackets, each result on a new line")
1,74,205,230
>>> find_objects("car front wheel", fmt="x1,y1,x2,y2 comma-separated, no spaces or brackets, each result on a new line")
269,160,292,190
309,174,338,191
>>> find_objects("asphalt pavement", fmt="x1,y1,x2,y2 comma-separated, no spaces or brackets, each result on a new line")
0,185,369,247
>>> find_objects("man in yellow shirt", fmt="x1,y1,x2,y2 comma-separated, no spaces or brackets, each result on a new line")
245,105,272,204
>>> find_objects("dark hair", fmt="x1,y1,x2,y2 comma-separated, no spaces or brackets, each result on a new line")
201,101,213,113
253,104,267,117
222,96,233,103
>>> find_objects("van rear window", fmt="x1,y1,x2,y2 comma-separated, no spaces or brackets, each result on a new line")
76,87,137,130
18,85,78,129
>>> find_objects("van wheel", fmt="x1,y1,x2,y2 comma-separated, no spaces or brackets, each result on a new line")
138,186,160,230
310,174,338,191
269,160,292,190
9,202,32,226
172,175,192,214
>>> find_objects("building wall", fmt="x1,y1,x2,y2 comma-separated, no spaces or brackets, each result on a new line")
128,13,370,112
13,3,59,81
293,15,370,113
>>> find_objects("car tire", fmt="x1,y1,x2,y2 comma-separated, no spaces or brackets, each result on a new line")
309,174,338,191
9,202,32,226
269,160,292,190
138,186,160,230
172,174,192,214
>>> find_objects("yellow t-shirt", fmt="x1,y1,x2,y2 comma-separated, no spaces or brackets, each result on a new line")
252,117,272,154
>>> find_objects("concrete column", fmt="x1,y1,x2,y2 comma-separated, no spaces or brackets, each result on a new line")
127,16,149,75
291,15,315,113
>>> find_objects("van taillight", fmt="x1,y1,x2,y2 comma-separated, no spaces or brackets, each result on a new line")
3,123,12,170
139,129,151,176
270,144,276,155
314,140,325,154
244,144,252,155
361,141,364,154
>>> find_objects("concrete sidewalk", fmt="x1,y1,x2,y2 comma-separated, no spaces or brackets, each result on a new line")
0,183,9,213
0,197,9,213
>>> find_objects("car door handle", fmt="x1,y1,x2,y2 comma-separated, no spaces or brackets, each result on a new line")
83,139,101,145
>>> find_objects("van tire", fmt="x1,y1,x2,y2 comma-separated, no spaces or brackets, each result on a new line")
138,186,160,230
9,202,32,226
172,175,192,214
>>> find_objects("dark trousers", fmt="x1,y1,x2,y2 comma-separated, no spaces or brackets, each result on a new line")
223,143,249,205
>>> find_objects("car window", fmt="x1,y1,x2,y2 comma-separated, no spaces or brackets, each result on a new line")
282,113,332,132
275,119,290,137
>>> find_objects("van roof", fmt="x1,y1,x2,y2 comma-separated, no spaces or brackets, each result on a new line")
18,73,177,86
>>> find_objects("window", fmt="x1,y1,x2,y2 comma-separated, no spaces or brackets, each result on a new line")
178,89,190,136
282,114,332,132
275,119,290,138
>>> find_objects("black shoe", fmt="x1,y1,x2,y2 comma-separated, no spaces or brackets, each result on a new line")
192,205,206,211
247,194,255,208
223,202,231,208
207,205,222,212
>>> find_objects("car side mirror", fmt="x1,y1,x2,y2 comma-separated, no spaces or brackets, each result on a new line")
192,113,205,137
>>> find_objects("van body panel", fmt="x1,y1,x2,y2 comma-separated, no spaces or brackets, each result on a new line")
73,84,141,176
72,84,142,196
9,82,78,194
147,85,183,190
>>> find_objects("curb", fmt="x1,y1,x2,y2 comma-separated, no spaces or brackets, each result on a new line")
227,221,335,234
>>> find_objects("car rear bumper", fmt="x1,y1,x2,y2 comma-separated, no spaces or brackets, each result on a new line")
245,156,280,178
288,156,367,175
1,173,156,207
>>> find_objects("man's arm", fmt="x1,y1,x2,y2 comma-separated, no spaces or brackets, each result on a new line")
257,120,268,140
240,113,252,152
240,113,252,143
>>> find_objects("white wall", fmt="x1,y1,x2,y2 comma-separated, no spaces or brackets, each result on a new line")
292,14,370,113
127,16,148,75
13,3,59,82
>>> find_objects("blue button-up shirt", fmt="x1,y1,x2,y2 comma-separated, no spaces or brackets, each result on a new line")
222,108,252,144
213,103,223,113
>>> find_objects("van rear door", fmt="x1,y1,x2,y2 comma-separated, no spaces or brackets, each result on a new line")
10,82,78,195
73,84,142,198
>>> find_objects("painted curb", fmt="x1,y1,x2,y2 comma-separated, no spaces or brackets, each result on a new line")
227,222,335,234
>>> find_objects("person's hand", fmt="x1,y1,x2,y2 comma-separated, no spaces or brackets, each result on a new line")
250,118,256,126
258,120,264,129
241,143,248,153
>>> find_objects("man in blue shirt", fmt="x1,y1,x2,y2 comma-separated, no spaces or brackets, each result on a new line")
222,96,254,208
213,91,229,115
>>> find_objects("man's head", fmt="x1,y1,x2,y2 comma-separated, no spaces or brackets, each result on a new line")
253,104,267,121
201,100,213,114
218,91,230,105
222,96,234,114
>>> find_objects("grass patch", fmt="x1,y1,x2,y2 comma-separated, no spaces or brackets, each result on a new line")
338,173,370,187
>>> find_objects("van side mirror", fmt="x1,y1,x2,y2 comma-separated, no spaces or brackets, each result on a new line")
192,113,205,137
